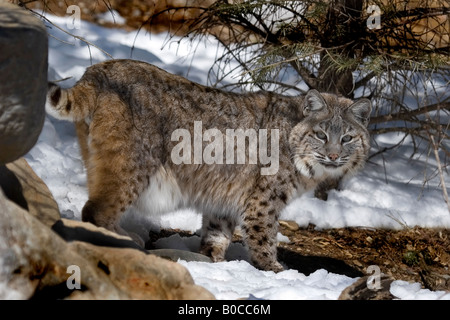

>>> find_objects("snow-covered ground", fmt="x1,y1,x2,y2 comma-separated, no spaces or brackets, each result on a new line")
24,13,450,300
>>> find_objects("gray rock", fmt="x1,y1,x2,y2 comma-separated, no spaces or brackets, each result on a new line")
0,1,47,164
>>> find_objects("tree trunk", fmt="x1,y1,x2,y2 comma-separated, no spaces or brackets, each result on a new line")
317,0,364,98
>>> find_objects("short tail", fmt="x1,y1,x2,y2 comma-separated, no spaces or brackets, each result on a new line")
45,82,89,121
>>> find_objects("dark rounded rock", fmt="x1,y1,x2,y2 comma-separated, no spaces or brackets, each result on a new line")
0,2,48,164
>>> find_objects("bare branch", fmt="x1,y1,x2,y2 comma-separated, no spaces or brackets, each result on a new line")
370,102,450,125
28,8,113,60
428,133,450,212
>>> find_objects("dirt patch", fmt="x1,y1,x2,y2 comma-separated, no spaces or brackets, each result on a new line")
280,223,450,291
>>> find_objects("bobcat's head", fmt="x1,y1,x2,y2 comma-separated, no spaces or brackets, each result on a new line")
290,90,372,179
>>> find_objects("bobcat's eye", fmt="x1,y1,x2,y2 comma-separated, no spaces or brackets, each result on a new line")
342,135,352,143
316,131,327,141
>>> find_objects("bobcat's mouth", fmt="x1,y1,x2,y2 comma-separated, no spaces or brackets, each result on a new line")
322,162,343,168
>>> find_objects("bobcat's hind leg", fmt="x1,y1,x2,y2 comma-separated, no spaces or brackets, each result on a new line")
79,93,158,247
200,215,236,262
81,160,148,247
82,195,145,247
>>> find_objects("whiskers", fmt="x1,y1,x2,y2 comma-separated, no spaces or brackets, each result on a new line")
291,145,367,180
313,152,347,168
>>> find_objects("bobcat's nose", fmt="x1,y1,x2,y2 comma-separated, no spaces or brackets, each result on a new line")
328,153,339,161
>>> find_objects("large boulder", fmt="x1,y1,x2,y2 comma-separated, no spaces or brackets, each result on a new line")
68,241,214,300
0,189,214,299
0,1,47,164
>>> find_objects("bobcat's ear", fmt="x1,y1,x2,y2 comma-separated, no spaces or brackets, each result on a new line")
348,98,372,127
303,89,327,117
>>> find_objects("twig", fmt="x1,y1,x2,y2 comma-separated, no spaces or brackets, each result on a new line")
427,132,450,213
29,9,113,60
369,102,450,125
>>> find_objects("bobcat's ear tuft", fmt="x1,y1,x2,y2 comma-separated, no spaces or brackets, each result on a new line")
349,98,372,127
303,89,327,117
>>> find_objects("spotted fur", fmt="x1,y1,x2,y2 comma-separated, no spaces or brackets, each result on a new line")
46,59,372,272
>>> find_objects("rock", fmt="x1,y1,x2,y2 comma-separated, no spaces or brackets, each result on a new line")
0,189,94,299
69,242,214,300
338,275,395,300
0,1,47,164
0,189,214,299
58,218,133,241
52,218,146,253
0,158,60,227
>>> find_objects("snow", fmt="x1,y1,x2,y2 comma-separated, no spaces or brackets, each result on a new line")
23,12,450,300
390,281,450,300
178,261,355,300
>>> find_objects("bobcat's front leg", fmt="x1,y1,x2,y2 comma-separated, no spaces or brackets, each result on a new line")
314,176,341,201
241,191,285,273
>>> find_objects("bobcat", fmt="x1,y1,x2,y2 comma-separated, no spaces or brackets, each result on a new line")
46,59,372,272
